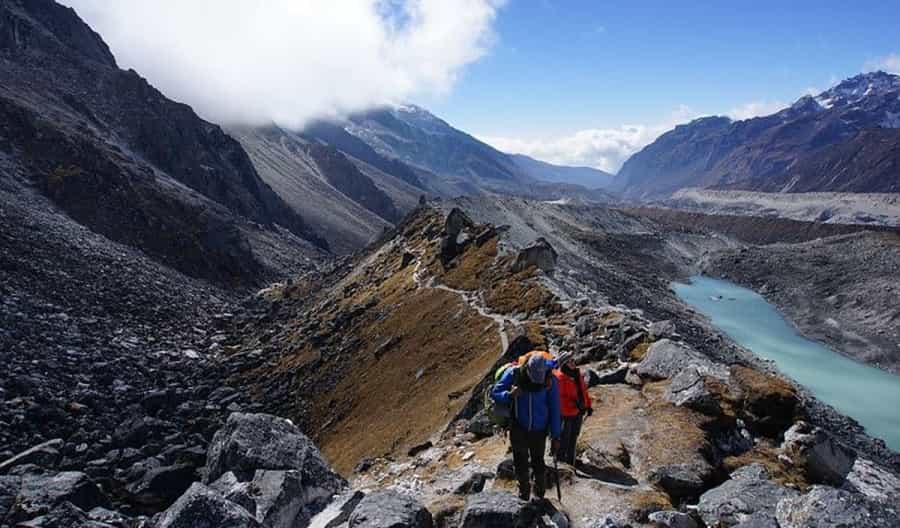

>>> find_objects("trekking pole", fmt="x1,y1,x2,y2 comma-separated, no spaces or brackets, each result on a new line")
554,455,562,502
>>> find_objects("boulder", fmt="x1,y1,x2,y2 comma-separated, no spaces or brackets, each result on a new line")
634,340,711,380
841,458,900,504
465,411,496,438
15,501,112,528
155,482,259,528
664,368,721,416
697,464,799,527
208,472,256,514
112,416,176,448
0,439,64,474
510,238,558,274
125,463,197,507
348,490,433,528
204,413,345,490
648,320,676,340
781,421,853,484
249,469,343,528
648,462,712,501
586,365,629,387
86,506,132,527
647,510,698,528
307,490,364,528
460,491,537,528
6,470,109,524
775,485,900,528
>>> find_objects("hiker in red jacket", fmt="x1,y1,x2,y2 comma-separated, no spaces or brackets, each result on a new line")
552,351,593,465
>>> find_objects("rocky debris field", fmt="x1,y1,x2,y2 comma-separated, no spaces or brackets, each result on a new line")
0,183,272,519
3,200,900,527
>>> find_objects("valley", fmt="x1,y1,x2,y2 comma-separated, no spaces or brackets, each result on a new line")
1,1,900,527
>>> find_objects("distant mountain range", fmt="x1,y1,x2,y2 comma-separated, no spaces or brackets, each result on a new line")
615,72,900,199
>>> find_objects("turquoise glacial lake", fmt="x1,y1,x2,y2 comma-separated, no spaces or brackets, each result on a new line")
673,275,900,452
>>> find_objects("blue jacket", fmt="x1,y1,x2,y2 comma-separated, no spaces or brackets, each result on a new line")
491,364,562,439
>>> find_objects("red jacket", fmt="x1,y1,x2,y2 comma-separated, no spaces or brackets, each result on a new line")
553,368,592,418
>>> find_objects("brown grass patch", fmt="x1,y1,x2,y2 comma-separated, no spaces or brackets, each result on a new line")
724,446,809,490
441,238,500,291
630,341,651,361
317,284,501,475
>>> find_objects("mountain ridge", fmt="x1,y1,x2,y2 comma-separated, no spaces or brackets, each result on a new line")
615,71,900,199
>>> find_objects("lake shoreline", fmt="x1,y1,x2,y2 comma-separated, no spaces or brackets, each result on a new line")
673,275,900,454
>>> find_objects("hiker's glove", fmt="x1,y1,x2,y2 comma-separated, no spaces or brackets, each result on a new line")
586,408,594,417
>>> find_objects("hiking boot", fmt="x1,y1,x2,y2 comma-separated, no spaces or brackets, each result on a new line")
518,488,530,501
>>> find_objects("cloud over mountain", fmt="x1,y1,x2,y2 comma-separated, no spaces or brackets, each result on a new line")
60,0,503,128
479,105,697,173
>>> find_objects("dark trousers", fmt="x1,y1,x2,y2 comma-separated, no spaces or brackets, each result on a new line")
557,415,583,465
509,424,547,500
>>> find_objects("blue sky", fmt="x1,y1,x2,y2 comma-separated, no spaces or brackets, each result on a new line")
418,0,900,170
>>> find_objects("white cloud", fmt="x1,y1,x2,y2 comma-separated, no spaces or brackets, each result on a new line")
60,0,503,128
728,100,788,121
479,105,699,173
864,53,900,74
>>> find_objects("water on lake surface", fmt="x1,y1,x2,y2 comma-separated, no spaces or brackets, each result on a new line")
673,275,900,452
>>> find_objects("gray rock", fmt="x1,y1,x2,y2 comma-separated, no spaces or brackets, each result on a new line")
732,512,779,528
841,458,900,504
307,490,364,528
648,462,712,501
465,411,496,438
86,506,131,527
776,485,900,528
209,472,257,515
648,320,676,340
125,463,197,507
635,340,711,380
6,470,109,524
511,238,558,273
348,490,432,528
647,510,697,528
16,501,112,528
664,367,721,415
460,491,536,528
0,439,63,474
585,365,628,387
204,413,345,494
588,517,631,528
781,421,854,484
155,482,259,528
697,464,799,527
249,469,343,528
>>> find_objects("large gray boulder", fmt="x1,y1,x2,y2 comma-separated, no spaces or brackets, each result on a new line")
648,462,713,501
348,490,432,528
697,464,799,527
125,463,197,507
511,238,558,274
781,421,853,484
775,486,900,528
155,482,260,528
635,340,713,380
204,413,345,490
250,469,344,528
5,470,109,524
841,458,900,504
664,367,722,415
460,491,537,528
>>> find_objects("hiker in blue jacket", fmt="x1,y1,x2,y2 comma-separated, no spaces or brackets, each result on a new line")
492,354,562,501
